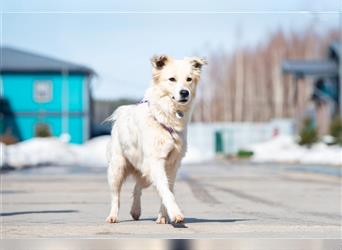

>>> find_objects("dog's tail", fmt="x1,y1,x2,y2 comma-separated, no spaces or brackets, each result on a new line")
102,105,132,124
102,113,115,124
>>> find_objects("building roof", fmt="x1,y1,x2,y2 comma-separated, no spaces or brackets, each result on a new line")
0,47,95,75
282,60,338,77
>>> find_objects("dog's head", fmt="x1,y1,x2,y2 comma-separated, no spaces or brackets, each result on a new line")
151,55,207,106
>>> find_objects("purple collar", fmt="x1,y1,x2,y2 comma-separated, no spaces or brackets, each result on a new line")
138,100,175,135
138,100,149,105
159,122,175,134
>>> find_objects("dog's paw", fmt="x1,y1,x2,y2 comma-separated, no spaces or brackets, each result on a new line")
106,215,119,223
130,209,141,221
172,214,184,224
156,215,168,224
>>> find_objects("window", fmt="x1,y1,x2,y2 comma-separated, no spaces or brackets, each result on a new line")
34,80,53,103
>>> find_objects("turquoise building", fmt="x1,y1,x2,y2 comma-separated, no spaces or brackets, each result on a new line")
0,47,94,144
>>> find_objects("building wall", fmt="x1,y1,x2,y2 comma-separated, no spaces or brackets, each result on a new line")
187,119,294,159
1,73,89,144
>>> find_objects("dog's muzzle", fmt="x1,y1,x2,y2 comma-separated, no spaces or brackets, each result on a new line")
173,88,191,104
179,89,189,103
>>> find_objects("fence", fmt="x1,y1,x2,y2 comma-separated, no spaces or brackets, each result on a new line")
186,119,294,161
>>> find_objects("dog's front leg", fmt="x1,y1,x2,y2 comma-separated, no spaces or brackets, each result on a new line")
148,159,184,223
156,167,177,224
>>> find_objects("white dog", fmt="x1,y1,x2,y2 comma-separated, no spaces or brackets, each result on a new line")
106,55,206,224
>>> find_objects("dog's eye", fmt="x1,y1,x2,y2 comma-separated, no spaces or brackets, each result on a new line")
169,77,176,82
186,77,192,82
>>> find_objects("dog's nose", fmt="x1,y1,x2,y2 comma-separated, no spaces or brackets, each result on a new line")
180,89,189,98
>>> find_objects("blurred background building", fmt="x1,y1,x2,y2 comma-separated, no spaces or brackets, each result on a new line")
0,47,94,144
282,41,340,135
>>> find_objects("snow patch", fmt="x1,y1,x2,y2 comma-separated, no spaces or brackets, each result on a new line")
249,135,342,166
70,136,109,167
182,146,211,164
1,136,111,169
1,134,341,169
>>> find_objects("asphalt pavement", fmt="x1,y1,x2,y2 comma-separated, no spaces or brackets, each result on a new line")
1,161,341,238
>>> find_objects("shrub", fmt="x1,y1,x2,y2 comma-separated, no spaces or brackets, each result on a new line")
329,116,342,145
35,123,51,137
298,118,318,147
0,128,18,145
0,134,18,145
237,149,254,158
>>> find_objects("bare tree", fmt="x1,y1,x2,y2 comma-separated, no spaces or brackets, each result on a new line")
193,28,339,123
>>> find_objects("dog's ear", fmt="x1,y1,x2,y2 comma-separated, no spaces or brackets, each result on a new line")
151,55,169,70
191,57,207,70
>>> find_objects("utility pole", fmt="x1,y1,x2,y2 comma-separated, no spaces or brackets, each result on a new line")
339,4,342,118
62,68,69,139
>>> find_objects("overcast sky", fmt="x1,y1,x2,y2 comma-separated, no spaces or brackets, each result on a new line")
1,1,340,99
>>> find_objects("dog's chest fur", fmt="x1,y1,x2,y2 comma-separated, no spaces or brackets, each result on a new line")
165,132,186,168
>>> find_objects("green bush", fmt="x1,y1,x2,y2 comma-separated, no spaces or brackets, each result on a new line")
298,118,318,147
237,149,254,158
329,116,342,145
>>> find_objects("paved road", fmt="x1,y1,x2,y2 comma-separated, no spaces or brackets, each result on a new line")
1,161,341,238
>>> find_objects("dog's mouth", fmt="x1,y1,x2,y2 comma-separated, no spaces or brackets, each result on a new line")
172,96,189,104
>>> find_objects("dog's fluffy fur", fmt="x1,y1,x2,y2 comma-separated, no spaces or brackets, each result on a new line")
106,55,206,224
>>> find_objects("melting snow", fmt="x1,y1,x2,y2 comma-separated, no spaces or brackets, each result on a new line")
248,135,342,166
1,136,110,169
1,135,341,169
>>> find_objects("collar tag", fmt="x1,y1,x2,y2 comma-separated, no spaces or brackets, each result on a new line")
176,111,184,119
